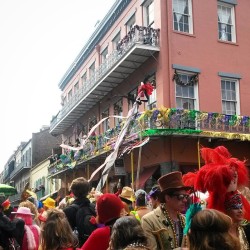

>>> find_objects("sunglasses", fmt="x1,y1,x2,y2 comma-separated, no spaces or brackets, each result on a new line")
171,194,190,201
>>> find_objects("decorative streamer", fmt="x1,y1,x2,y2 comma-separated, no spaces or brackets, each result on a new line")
60,115,125,151
90,105,137,190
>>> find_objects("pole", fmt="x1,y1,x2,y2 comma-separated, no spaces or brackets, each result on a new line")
131,151,134,189
197,138,201,169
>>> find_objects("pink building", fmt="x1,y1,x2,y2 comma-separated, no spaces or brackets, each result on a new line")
49,0,250,193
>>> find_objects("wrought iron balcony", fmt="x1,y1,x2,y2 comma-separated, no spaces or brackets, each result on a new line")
50,25,160,135
10,161,31,180
48,108,250,178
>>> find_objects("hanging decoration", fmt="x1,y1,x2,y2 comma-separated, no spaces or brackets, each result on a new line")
172,70,199,86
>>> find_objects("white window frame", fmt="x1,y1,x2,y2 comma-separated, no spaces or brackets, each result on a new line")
143,0,154,28
175,71,199,110
89,62,95,79
221,78,240,115
112,32,121,50
101,46,108,63
114,99,123,126
81,72,87,84
74,81,79,93
68,89,72,101
172,0,193,34
102,108,110,132
126,13,136,33
217,1,236,43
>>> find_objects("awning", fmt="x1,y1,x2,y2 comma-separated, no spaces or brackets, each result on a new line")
137,166,158,189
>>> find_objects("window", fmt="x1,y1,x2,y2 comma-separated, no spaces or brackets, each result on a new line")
89,62,95,79
114,99,123,126
221,78,239,115
217,2,236,42
126,14,135,33
101,47,108,63
81,72,87,84
143,0,154,27
102,108,110,132
128,88,137,110
148,87,157,109
112,32,121,50
68,89,72,101
174,71,198,110
173,0,193,34
74,82,79,93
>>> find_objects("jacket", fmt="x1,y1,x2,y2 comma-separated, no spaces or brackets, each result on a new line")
141,206,186,250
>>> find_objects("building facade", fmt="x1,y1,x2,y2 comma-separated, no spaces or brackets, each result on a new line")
49,0,250,193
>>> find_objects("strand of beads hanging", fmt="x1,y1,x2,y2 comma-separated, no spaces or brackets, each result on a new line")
160,203,185,249
125,241,148,249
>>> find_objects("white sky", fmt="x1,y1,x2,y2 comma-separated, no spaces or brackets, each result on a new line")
0,0,116,171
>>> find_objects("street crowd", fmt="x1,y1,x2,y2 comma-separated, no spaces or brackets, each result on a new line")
0,145,250,250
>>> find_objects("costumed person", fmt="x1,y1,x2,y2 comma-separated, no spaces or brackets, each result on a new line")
119,186,135,212
188,145,250,249
141,171,191,250
188,209,241,250
130,189,151,221
19,200,40,226
78,193,124,250
0,196,25,249
108,216,150,250
38,197,56,226
147,185,161,209
40,208,78,250
11,207,40,250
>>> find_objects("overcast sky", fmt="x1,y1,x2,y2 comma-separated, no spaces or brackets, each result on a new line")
0,0,116,171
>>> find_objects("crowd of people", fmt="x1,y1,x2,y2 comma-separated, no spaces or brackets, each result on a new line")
0,145,250,250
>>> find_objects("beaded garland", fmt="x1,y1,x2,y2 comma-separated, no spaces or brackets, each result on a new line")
126,242,148,249
160,204,186,249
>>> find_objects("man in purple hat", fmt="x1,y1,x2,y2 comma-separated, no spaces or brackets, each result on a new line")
141,171,191,250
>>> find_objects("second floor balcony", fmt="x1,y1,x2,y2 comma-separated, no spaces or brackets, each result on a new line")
48,107,250,177
10,161,31,180
50,25,160,135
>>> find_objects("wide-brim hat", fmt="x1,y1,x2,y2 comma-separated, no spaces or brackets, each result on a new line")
42,197,56,208
119,186,135,203
11,207,34,216
158,171,191,195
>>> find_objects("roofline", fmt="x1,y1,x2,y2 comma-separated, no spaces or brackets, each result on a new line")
58,0,131,91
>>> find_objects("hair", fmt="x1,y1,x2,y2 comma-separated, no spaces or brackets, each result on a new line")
19,200,39,224
40,208,78,250
110,216,148,249
188,209,240,250
136,192,147,207
70,177,90,198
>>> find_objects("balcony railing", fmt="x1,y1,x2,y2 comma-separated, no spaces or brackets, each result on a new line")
48,107,250,177
10,161,31,179
50,25,160,131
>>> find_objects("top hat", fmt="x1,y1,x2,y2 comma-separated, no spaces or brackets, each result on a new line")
158,171,191,195
119,186,135,203
11,207,34,216
42,197,56,209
